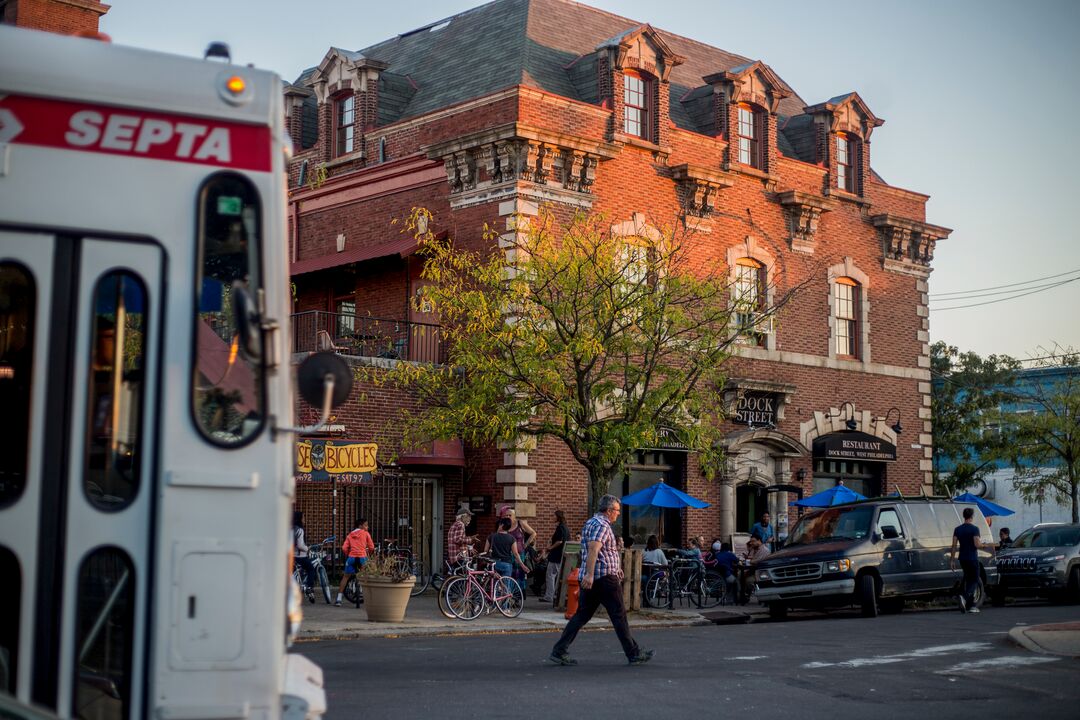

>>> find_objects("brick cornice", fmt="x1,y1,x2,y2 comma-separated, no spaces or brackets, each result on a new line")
55,0,110,15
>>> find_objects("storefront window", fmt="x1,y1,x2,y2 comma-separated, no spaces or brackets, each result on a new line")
0,545,19,693
607,451,684,547
813,459,882,498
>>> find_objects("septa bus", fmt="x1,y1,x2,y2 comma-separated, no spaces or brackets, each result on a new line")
0,25,346,720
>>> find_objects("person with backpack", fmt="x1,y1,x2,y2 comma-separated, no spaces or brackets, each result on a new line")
293,510,316,592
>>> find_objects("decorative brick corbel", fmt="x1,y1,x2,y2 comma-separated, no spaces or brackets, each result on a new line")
453,150,476,191
872,213,952,277
777,190,836,254
671,164,734,218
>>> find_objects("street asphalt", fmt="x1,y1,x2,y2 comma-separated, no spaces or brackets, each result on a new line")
295,602,1080,720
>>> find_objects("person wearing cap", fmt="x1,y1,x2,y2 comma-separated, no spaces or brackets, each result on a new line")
447,506,476,566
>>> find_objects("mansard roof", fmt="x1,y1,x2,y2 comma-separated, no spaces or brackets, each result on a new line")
291,0,878,167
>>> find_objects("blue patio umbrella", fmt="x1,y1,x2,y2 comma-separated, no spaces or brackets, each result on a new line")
621,480,710,509
792,484,868,508
953,492,1015,517
621,480,709,545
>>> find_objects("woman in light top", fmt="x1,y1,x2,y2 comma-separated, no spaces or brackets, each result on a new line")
642,534,668,566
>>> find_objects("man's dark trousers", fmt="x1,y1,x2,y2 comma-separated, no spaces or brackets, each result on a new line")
959,559,979,606
553,575,640,659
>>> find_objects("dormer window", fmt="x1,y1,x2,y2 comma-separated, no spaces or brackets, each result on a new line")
623,71,652,140
334,94,355,157
836,133,854,192
737,104,761,169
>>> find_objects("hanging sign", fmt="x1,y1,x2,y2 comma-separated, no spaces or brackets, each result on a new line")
813,431,896,462
296,439,377,484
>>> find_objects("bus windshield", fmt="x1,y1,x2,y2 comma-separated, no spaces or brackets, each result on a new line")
787,505,875,546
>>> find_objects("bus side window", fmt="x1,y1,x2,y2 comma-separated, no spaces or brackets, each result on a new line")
74,547,134,720
0,262,35,508
85,271,147,511
192,174,265,446
0,546,19,693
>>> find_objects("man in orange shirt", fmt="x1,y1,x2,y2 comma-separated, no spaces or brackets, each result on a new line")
336,517,375,606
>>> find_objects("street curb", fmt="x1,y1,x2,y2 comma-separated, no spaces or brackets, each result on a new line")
1008,626,1047,655
294,617,712,642
1007,625,1080,658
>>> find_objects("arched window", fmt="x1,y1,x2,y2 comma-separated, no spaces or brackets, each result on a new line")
836,132,855,192
623,70,653,141
734,257,766,345
737,104,762,169
834,276,860,358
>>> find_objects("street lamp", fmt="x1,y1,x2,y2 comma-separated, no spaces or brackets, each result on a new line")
878,407,902,435
827,401,858,431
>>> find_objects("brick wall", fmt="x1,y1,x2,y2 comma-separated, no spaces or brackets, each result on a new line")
7,0,107,35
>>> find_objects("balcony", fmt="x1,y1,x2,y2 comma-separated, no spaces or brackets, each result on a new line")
291,310,447,364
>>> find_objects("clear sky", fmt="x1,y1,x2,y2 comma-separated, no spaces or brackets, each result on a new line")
101,0,1080,361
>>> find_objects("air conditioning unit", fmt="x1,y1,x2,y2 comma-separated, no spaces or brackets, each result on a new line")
969,478,996,500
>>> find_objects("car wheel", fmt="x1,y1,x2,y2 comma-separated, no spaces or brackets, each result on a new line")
970,576,986,609
859,574,878,618
768,602,787,620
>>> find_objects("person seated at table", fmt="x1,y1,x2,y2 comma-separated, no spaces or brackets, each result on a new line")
711,541,740,600
642,534,668,566
738,537,771,604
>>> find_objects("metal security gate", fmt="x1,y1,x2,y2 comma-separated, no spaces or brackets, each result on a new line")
294,472,441,581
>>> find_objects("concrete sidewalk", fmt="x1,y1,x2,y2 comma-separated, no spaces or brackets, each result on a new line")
294,590,759,641
1009,621,1080,657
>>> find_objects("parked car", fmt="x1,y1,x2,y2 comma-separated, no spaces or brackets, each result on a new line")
992,523,1080,604
753,498,998,619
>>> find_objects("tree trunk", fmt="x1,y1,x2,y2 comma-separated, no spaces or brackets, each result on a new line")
1072,477,1078,524
587,466,614,515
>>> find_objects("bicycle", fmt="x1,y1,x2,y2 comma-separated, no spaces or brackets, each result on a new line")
293,535,334,604
378,538,431,597
440,554,524,620
644,557,728,609
435,549,479,619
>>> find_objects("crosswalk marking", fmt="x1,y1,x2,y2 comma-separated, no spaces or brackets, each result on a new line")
802,642,993,669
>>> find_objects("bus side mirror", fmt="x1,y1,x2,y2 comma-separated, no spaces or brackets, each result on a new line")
231,281,262,362
297,352,352,409
272,352,354,439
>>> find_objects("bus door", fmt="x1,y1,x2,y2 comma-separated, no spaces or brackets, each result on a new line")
0,230,163,719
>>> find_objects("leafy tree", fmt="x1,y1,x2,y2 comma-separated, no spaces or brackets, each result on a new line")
930,342,1019,496
997,348,1080,523
379,208,805,512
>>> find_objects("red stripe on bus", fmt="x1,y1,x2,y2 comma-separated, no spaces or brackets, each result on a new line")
0,94,272,172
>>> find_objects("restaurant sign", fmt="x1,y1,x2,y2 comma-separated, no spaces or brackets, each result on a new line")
813,431,896,462
296,439,377,484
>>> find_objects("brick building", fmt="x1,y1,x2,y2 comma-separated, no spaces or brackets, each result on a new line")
0,0,109,36
284,0,950,570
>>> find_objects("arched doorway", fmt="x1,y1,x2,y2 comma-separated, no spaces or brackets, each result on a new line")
719,429,807,541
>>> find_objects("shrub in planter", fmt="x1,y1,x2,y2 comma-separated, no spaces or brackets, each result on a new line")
357,554,415,622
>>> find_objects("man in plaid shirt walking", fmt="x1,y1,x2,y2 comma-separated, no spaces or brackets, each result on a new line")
549,494,653,666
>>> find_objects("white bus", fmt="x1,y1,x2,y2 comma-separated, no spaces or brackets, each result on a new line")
0,26,340,720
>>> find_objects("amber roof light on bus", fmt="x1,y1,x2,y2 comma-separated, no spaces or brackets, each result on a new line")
226,75,246,94
217,70,253,106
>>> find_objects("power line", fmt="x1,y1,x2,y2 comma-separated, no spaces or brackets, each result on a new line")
928,275,1080,302
932,276,1080,312
929,266,1080,298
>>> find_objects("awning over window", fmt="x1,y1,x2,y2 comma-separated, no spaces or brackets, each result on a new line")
397,439,465,467
290,234,420,276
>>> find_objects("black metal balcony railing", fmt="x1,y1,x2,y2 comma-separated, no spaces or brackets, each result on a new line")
291,310,447,364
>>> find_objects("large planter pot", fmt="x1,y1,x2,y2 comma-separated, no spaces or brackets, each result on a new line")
359,575,415,622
